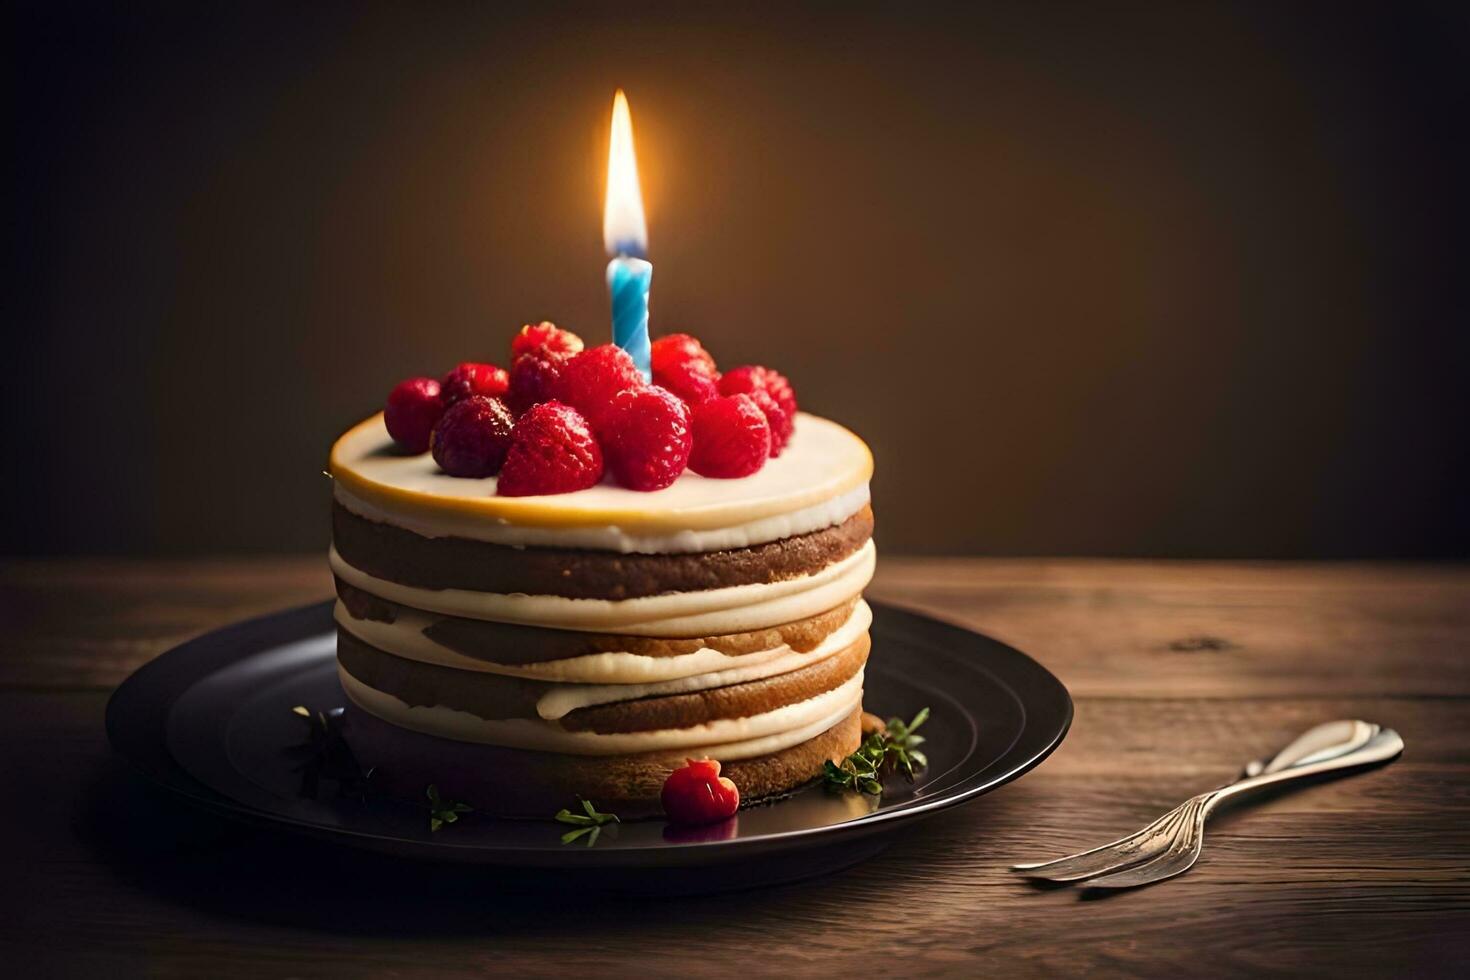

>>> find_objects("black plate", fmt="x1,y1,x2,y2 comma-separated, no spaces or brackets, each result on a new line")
107,600,1070,880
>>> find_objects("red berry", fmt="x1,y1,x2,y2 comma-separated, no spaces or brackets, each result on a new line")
507,351,569,416
651,333,716,377
512,321,584,362
654,360,720,407
441,362,510,405
430,395,515,478
688,394,771,478
554,344,645,433
661,758,740,826
603,386,692,492
720,366,797,456
497,402,604,496
384,377,445,454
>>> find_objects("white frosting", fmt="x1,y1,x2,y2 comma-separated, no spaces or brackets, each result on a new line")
329,412,873,554
334,599,872,718
329,539,876,636
341,664,864,758
336,599,799,681
335,482,871,556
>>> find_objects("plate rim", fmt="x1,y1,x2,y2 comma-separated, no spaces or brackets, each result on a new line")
107,599,1072,866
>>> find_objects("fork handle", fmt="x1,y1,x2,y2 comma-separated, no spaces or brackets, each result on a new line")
1206,727,1403,813
1257,720,1379,775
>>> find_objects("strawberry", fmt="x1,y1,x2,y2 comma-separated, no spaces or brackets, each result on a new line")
661,758,739,826
719,365,797,456
384,377,445,454
602,385,692,491
497,402,604,496
441,362,509,405
429,395,515,477
688,394,771,478
512,321,584,362
554,344,644,433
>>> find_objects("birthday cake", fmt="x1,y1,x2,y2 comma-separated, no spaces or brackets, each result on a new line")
329,326,875,819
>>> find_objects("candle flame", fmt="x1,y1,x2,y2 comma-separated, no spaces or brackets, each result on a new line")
603,89,647,257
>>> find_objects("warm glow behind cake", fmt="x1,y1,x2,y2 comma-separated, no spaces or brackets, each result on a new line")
328,327,875,818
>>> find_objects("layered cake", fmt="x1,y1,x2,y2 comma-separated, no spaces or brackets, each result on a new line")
329,326,875,819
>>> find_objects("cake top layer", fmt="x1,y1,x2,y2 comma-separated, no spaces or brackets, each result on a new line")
330,411,872,551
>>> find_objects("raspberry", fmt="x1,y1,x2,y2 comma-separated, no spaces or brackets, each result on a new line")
661,758,740,826
554,344,644,433
497,402,604,496
719,366,797,456
384,377,445,454
511,321,584,362
602,386,692,491
507,351,568,416
654,359,720,406
651,333,716,377
440,362,509,405
430,395,515,478
688,394,771,478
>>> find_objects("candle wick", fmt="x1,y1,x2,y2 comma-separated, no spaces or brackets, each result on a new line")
613,240,647,261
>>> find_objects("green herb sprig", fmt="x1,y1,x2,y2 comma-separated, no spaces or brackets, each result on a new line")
287,704,372,800
883,706,930,780
427,784,473,832
291,704,332,734
554,798,620,845
823,707,930,796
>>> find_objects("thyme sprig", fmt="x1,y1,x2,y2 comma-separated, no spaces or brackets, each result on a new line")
291,704,332,734
286,704,372,800
823,707,931,796
427,784,473,832
883,706,930,780
554,798,620,845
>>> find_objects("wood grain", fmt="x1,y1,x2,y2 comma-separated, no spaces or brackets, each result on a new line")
1,557,1467,978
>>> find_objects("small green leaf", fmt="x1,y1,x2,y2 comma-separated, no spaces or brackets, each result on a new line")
821,708,932,799
425,784,473,832
554,799,618,838
560,824,605,846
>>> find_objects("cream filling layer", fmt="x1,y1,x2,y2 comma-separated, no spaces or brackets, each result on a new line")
341,665,865,758
329,539,876,636
334,599,873,718
334,482,871,555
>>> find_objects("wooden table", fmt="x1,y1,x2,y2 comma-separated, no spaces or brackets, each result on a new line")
2,558,1467,977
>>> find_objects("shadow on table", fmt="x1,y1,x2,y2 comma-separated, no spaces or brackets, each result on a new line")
77,757,991,937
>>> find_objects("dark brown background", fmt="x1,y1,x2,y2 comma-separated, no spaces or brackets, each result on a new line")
8,1,1467,558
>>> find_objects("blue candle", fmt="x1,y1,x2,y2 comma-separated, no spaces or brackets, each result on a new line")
607,256,652,381
603,90,652,379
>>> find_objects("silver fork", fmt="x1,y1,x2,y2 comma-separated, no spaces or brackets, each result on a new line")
1012,720,1403,889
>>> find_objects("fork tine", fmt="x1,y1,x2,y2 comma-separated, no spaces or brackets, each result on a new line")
1081,799,1208,889
1011,801,1193,881
1011,805,1183,872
